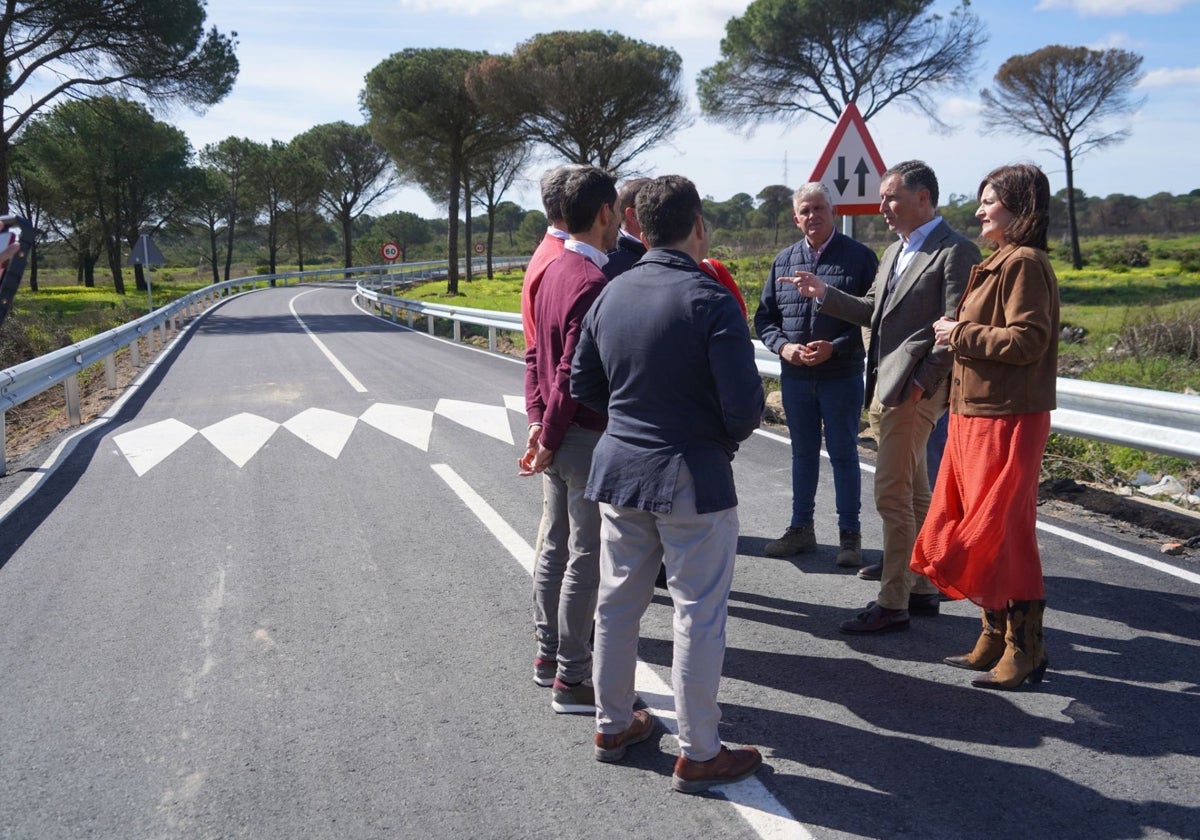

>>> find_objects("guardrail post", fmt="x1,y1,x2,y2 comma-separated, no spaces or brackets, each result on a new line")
104,354,117,388
1,410,7,476
453,321,461,343
427,315,435,335
407,311,415,328
64,374,81,425
130,336,141,368
488,327,497,352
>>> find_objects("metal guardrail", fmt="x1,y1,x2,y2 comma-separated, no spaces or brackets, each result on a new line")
750,350,1200,461
355,258,528,352
4,258,1197,476
357,283,1200,463
0,260,477,474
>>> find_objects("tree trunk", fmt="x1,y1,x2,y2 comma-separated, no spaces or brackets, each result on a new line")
27,244,38,292
208,226,221,285
223,203,235,281
105,234,126,295
463,174,473,284
1063,145,1083,270
445,158,461,295
341,209,353,270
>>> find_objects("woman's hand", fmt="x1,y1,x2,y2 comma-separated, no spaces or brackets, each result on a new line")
933,316,956,346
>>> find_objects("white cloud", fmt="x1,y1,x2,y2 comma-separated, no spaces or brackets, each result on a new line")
1034,0,1194,14
1139,66,1200,87
397,0,746,40
940,97,983,121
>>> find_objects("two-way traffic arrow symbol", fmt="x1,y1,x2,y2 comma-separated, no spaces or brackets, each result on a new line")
833,156,872,197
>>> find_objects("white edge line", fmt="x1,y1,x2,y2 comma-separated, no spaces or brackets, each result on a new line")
429,461,811,840
756,427,1196,586
289,289,369,392
1036,519,1200,585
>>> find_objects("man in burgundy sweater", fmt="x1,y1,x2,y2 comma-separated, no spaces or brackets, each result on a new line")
521,166,619,714
521,164,584,347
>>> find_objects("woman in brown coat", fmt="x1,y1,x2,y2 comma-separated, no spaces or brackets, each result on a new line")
910,163,1060,690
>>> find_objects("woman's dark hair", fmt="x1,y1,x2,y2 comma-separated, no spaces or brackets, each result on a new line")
978,163,1051,251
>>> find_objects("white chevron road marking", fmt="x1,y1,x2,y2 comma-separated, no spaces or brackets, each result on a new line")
435,398,514,445
201,413,281,468
113,419,198,477
282,407,358,459
359,403,434,452
113,396,526,475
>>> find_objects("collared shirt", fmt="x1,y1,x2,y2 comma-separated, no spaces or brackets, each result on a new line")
565,238,609,269
805,231,834,264
894,216,944,278
546,225,569,241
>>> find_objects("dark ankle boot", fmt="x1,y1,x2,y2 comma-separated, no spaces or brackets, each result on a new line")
972,600,1048,690
944,608,1006,671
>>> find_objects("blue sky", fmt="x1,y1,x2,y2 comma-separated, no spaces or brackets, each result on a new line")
139,0,1200,216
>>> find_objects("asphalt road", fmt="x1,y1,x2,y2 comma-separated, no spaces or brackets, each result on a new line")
1,285,1197,840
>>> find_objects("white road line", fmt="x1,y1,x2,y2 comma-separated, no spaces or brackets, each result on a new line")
431,463,534,576
754,427,1199,586
1036,520,1200,585
430,462,811,840
359,293,1193,588
289,290,368,393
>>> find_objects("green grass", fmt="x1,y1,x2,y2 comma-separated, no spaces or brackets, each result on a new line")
404,270,525,312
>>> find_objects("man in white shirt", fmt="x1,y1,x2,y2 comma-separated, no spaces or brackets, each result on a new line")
793,161,981,633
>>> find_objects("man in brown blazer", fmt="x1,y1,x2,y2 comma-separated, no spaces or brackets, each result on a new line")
793,160,981,633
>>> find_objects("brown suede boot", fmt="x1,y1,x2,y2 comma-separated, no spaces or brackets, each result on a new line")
944,608,1006,671
971,600,1048,690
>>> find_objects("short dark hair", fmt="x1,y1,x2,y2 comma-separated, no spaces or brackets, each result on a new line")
539,164,583,223
616,177,652,218
979,163,1051,251
635,175,702,248
560,166,617,234
885,159,939,208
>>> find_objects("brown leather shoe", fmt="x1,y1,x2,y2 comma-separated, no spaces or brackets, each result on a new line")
840,603,910,634
671,745,763,794
857,562,882,581
594,709,656,762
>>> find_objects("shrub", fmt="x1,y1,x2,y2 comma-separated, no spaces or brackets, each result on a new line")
1177,250,1200,274
1087,239,1152,271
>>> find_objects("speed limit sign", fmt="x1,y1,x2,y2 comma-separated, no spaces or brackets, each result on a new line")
381,241,400,262
473,242,485,255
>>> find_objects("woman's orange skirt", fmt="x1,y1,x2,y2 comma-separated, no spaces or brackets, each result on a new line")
910,412,1049,610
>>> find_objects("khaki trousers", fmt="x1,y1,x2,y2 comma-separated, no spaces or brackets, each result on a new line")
869,380,947,610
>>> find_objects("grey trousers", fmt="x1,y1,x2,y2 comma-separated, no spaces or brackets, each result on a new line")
593,463,738,762
532,427,602,684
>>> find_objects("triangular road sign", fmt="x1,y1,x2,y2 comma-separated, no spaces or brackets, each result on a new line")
808,102,887,216
128,233,166,266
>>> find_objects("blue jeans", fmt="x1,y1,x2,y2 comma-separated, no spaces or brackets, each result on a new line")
780,374,863,532
926,408,949,486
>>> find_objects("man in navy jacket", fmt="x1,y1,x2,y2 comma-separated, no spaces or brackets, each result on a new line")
755,182,878,568
571,175,766,794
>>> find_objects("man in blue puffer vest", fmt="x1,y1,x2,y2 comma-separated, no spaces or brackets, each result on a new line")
755,182,878,568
